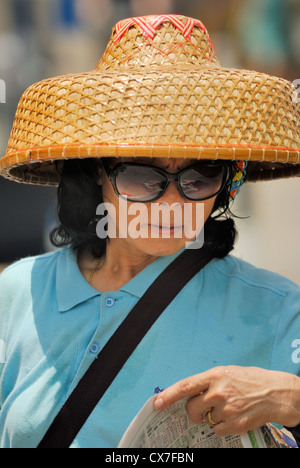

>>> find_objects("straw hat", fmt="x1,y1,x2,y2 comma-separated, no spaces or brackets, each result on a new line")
1,14,300,186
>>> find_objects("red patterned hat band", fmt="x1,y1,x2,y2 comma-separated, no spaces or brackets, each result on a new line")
114,14,213,45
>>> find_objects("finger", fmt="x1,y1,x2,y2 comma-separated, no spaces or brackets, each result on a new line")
185,394,209,424
213,420,248,438
154,370,215,410
204,408,224,428
186,394,225,428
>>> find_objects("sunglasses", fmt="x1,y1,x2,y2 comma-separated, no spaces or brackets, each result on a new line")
101,159,229,202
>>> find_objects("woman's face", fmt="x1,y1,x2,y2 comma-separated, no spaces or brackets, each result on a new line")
99,157,219,257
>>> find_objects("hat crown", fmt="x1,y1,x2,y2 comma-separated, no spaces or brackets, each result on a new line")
96,15,219,69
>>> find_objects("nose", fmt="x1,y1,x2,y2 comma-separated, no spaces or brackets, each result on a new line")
158,180,184,204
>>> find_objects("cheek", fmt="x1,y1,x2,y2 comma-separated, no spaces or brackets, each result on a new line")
203,198,216,221
187,198,216,228
180,198,215,242
101,183,151,236
101,177,114,202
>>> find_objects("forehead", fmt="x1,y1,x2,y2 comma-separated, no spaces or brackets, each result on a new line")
117,157,199,169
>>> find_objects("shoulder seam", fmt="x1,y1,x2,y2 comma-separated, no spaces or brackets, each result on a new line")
1,250,59,274
209,257,288,298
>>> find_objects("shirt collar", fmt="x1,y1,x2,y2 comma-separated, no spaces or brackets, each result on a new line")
118,248,185,298
56,247,100,312
56,246,185,312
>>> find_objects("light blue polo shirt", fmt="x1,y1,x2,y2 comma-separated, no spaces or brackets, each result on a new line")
1,246,300,448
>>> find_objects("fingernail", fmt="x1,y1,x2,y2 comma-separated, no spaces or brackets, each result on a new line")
154,397,164,410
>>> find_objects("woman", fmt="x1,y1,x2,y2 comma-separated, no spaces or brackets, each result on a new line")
0,15,300,448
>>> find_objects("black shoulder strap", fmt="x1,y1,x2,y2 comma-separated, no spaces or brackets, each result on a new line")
38,247,213,448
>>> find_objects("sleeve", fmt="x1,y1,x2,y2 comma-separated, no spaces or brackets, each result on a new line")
271,285,300,377
0,341,5,411
271,284,300,448
0,265,16,408
0,271,8,409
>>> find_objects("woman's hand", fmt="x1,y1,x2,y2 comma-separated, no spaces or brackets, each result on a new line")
154,366,300,437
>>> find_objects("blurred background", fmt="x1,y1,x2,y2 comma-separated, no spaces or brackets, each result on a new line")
0,0,299,283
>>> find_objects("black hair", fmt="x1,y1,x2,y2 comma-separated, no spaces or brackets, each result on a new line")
50,158,244,260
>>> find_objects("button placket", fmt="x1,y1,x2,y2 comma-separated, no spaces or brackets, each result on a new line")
87,295,129,362
105,297,115,307
90,343,100,355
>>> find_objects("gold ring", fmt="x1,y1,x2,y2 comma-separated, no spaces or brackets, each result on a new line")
206,410,218,426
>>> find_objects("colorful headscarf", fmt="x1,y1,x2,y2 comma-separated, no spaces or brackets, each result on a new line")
229,161,248,201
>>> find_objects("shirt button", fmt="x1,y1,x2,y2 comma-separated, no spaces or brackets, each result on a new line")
90,344,100,355
105,297,115,307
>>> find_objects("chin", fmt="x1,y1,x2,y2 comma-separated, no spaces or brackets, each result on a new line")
135,238,188,257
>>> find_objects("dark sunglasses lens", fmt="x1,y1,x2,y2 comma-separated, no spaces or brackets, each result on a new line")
179,164,226,200
116,166,166,201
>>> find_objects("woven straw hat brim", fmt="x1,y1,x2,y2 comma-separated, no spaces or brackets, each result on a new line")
1,15,300,185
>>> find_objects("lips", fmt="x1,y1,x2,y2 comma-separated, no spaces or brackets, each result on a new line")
150,225,181,229
147,224,184,238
